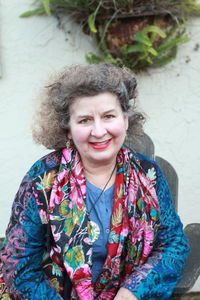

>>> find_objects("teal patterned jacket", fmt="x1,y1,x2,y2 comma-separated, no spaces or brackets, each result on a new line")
0,149,190,300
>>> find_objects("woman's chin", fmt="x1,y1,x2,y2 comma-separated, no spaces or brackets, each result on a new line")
86,147,119,165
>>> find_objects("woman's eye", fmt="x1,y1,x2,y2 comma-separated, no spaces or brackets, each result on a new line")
105,114,114,119
79,118,90,124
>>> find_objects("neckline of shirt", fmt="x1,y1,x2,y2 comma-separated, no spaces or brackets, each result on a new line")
86,179,114,194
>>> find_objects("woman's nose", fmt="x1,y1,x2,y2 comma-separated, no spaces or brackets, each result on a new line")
91,120,107,137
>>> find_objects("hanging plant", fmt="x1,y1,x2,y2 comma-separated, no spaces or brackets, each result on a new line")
21,0,200,72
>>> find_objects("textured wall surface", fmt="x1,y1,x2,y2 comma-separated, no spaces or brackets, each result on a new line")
0,0,200,291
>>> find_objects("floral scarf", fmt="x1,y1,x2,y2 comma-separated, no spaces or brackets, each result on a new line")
49,146,160,300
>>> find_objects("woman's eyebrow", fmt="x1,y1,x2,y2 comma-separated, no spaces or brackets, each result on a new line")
76,114,92,119
101,109,117,114
76,109,117,119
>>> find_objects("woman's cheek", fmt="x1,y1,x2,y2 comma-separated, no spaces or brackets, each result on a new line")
72,127,90,142
108,120,127,137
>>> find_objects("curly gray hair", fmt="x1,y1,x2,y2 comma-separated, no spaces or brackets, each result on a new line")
32,63,145,150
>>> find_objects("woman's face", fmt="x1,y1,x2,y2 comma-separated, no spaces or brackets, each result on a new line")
68,92,128,167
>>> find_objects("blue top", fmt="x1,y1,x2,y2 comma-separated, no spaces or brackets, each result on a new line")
86,180,114,283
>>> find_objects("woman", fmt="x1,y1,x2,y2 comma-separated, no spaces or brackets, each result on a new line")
0,63,189,300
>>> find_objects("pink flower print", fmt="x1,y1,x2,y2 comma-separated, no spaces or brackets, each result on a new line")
127,187,137,205
34,190,43,206
38,209,49,224
131,219,144,244
68,201,73,209
86,247,92,258
98,291,115,300
65,264,93,300
142,225,154,258
49,174,69,211
51,225,61,242
74,160,83,177
120,228,129,237
75,283,93,300
111,257,121,276
67,237,73,246
62,148,73,162
127,172,139,205
74,264,92,282
130,216,136,227
50,246,61,261
70,179,85,211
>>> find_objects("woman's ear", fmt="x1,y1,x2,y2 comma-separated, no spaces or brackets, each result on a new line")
67,126,72,139
67,132,72,139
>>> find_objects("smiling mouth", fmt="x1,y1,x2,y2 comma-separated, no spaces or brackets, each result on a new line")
92,139,110,145
89,139,112,149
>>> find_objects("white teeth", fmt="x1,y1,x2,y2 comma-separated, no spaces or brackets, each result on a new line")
96,141,106,145
93,140,110,145
90,139,111,146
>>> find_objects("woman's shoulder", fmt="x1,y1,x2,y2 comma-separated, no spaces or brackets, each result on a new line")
27,150,62,180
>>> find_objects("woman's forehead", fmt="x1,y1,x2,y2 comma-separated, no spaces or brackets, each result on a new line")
69,92,122,115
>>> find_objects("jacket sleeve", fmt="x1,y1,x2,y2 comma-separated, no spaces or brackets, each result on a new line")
121,163,190,300
0,171,63,300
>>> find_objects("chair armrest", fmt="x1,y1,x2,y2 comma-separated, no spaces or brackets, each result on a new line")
174,223,200,294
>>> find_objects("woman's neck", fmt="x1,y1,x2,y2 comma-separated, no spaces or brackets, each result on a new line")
83,160,117,190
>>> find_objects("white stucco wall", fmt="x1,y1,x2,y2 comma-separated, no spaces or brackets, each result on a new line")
1,0,200,291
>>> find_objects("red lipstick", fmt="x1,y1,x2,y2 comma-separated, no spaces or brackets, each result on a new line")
89,139,111,150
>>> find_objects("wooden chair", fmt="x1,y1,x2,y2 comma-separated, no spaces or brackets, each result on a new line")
125,133,200,297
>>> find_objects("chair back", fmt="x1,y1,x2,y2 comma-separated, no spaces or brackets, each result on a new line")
125,133,178,211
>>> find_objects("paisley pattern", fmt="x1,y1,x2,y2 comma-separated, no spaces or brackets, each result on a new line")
0,147,189,300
